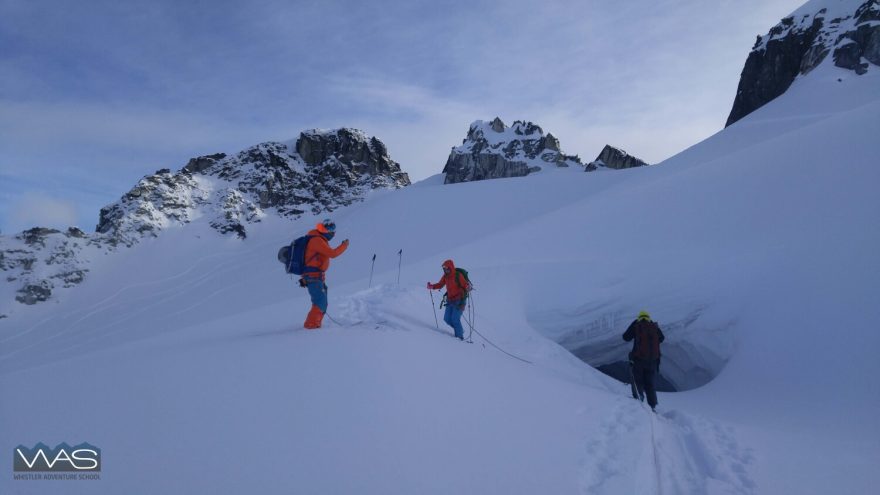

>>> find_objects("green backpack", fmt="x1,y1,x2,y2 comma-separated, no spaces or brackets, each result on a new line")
453,267,473,300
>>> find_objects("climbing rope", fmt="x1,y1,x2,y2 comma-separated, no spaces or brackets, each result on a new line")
649,406,663,495
462,293,532,365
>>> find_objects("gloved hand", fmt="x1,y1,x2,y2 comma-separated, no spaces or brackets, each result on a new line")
426,282,433,289
342,239,350,246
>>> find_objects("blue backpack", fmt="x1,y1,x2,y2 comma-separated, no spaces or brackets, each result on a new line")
278,235,315,275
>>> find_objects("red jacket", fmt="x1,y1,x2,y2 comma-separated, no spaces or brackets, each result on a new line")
430,259,468,302
304,229,348,277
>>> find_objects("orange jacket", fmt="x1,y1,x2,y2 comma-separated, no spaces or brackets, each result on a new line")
304,229,348,277
430,259,467,302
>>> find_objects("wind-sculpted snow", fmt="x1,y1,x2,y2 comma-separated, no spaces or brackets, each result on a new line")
531,299,735,391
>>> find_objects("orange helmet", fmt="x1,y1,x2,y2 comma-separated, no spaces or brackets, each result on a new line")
316,219,336,234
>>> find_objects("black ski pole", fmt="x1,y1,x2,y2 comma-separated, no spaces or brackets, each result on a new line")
369,253,376,288
429,289,439,330
628,361,643,401
397,249,402,285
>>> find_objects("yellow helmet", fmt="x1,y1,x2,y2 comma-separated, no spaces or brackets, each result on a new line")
637,310,651,320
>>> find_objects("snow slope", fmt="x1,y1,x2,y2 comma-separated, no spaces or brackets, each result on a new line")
1,65,878,494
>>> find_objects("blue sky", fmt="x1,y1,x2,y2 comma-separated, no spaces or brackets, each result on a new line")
0,0,804,234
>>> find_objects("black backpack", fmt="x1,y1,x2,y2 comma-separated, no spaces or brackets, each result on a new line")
632,320,661,360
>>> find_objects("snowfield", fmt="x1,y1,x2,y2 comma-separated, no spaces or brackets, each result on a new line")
1,64,878,494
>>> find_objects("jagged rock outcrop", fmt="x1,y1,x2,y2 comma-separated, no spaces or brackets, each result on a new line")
442,118,583,184
2,128,410,309
727,0,880,127
586,145,650,171
1,227,99,306
96,128,410,245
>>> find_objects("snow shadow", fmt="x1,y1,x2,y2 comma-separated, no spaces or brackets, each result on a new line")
528,301,735,391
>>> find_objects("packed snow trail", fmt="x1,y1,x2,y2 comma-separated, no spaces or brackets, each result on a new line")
580,398,755,494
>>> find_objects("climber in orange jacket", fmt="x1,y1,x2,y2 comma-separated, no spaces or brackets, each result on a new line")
302,219,349,329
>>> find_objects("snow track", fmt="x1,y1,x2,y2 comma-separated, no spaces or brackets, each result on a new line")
581,400,755,494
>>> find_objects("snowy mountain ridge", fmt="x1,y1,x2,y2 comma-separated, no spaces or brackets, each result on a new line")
0,128,409,312
97,128,411,245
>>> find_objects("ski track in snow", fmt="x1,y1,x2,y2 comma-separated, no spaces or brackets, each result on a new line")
0,243,260,371
581,399,756,495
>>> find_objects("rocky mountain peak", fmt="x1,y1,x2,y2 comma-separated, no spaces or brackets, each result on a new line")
586,145,650,171
443,117,583,184
726,0,879,126
96,128,410,246
2,127,410,310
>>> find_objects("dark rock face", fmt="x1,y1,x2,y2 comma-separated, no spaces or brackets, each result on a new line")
587,145,650,171
2,227,97,308
726,1,880,127
834,21,880,73
15,282,52,305
443,118,583,184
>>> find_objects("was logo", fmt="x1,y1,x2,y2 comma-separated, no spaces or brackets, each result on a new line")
13,442,101,472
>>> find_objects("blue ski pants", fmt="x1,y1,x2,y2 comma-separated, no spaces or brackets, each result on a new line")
306,278,328,313
444,299,465,340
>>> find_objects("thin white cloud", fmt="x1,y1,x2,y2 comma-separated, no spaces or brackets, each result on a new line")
0,0,810,203
8,192,79,232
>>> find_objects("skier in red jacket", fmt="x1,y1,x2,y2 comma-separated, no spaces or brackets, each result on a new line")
427,259,469,340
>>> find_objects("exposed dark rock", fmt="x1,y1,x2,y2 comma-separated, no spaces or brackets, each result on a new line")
66,227,87,238
726,1,880,127
17,227,62,248
726,15,824,127
50,269,87,287
183,153,227,174
833,22,880,71
587,145,650,171
834,41,870,73
443,118,583,184
16,282,52,305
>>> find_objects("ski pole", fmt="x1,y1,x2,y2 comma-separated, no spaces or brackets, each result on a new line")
397,249,402,285
465,298,474,343
369,253,376,288
429,289,439,330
